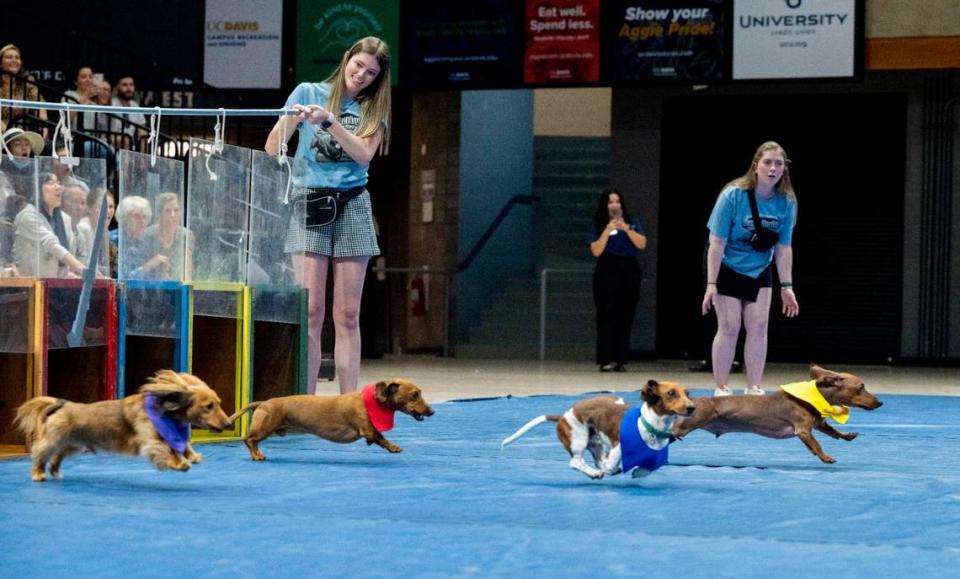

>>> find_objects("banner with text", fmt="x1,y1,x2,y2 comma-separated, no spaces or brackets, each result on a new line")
296,0,400,85
406,1,522,88
607,0,726,82
733,0,857,79
524,0,600,84
204,0,283,88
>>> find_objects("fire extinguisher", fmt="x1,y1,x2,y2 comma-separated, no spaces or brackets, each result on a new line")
410,275,428,316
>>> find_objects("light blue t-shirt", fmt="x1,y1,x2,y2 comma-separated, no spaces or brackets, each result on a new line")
284,82,368,189
707,186,797,278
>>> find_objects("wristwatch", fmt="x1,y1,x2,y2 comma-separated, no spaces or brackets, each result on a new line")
320,113,334,130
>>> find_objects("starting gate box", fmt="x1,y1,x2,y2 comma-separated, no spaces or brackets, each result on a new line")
43,278,117,403
0,279,42,456
117,280,190,396
0,278,118,457
188,282,249,440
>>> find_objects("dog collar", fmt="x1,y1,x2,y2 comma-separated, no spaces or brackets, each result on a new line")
143,394,191,453
362,384,395,433
639,414,674,440
780,380,850,424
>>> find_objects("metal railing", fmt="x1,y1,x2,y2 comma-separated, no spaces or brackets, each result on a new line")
539,267,592,361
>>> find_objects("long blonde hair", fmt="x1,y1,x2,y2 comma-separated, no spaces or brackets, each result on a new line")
324,36,392,154
726,141,796,201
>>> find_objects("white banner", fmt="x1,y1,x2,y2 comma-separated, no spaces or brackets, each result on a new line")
204,0,283,88
733,0,856,80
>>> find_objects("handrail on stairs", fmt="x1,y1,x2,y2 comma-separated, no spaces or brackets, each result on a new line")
457,194,539,272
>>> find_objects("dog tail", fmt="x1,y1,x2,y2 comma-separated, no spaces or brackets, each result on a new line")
501,414,562,449
226,402,263,425
14,397,65,443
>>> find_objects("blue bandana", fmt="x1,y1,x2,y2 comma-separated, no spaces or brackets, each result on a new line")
619,406,669,474
144,394,191,453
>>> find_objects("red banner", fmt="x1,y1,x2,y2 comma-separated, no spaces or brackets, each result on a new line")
524,0,600,84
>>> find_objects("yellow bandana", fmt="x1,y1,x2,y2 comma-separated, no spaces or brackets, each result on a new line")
780,380,850,424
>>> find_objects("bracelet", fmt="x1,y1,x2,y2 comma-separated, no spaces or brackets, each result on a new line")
780,282,793,289
706,282,716,285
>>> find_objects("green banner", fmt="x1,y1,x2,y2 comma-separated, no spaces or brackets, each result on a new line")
296,0,400,86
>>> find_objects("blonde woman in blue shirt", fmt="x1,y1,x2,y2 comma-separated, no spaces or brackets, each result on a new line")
265,37,391,395
702,142,800,396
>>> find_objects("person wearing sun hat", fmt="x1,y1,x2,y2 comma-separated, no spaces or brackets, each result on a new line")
1,127,46,204
3,127,45,158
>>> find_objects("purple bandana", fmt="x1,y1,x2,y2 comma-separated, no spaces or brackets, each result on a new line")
144,394,191,453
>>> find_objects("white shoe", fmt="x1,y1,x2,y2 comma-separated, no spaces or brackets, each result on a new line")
744,385,765,395
713,385,732,397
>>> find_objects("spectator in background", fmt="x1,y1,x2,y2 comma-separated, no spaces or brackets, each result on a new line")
142,192,193,281
62,66,97,132
61,177,92,265
115,194,168,279
0,44,48,133
587,187,647,372
1,127,45,201
93,76,113,132
111,75,147,150
13,172,87,277
78,186,115,277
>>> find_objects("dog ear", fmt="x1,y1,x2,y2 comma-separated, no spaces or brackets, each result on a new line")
375,381,400,404
641,380,660,405
157,390,190,412
816,375,844,389
809,363,837,380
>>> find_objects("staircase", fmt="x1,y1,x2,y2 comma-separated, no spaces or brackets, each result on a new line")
459,137,609,360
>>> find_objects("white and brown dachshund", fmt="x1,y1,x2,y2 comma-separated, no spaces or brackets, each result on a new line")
502,380,696,479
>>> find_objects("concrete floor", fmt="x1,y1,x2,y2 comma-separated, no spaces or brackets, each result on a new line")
323,356,960,402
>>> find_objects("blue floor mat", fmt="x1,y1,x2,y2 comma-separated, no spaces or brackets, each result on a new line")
2,389,959,577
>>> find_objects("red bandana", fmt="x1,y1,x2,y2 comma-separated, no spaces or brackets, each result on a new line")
362,384,395,432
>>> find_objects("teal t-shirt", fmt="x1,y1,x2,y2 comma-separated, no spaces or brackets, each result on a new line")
284,82,368,189
707,186,797,278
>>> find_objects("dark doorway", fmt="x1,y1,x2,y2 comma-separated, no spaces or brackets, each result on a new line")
658,93,905,364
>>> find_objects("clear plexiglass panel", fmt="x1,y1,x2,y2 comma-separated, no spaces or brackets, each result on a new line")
117,150,188,282
0,156,37,277
249,150,305,323
187,138,251,284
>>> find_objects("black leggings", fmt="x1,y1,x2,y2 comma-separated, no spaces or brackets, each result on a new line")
593,254,642,365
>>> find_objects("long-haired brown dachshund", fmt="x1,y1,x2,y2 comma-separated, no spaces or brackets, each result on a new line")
14,370,232,481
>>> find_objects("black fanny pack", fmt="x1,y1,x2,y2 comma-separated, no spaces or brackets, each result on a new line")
746,189,779,252
302,186,365,228
748,229,779,252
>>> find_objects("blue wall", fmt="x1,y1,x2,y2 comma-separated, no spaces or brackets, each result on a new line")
458,90,534,342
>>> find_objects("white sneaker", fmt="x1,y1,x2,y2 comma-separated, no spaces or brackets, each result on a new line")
744,385,765,395
713,385,732,397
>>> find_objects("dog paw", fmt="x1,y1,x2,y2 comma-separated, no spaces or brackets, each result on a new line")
31,473,47,482
167,458,191,471
842,432,859,441
251,453,266,461
820,455,837,464
189,452,204,464
387,445,403,453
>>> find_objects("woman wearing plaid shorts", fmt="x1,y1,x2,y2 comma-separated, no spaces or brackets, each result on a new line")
265,37,391,395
